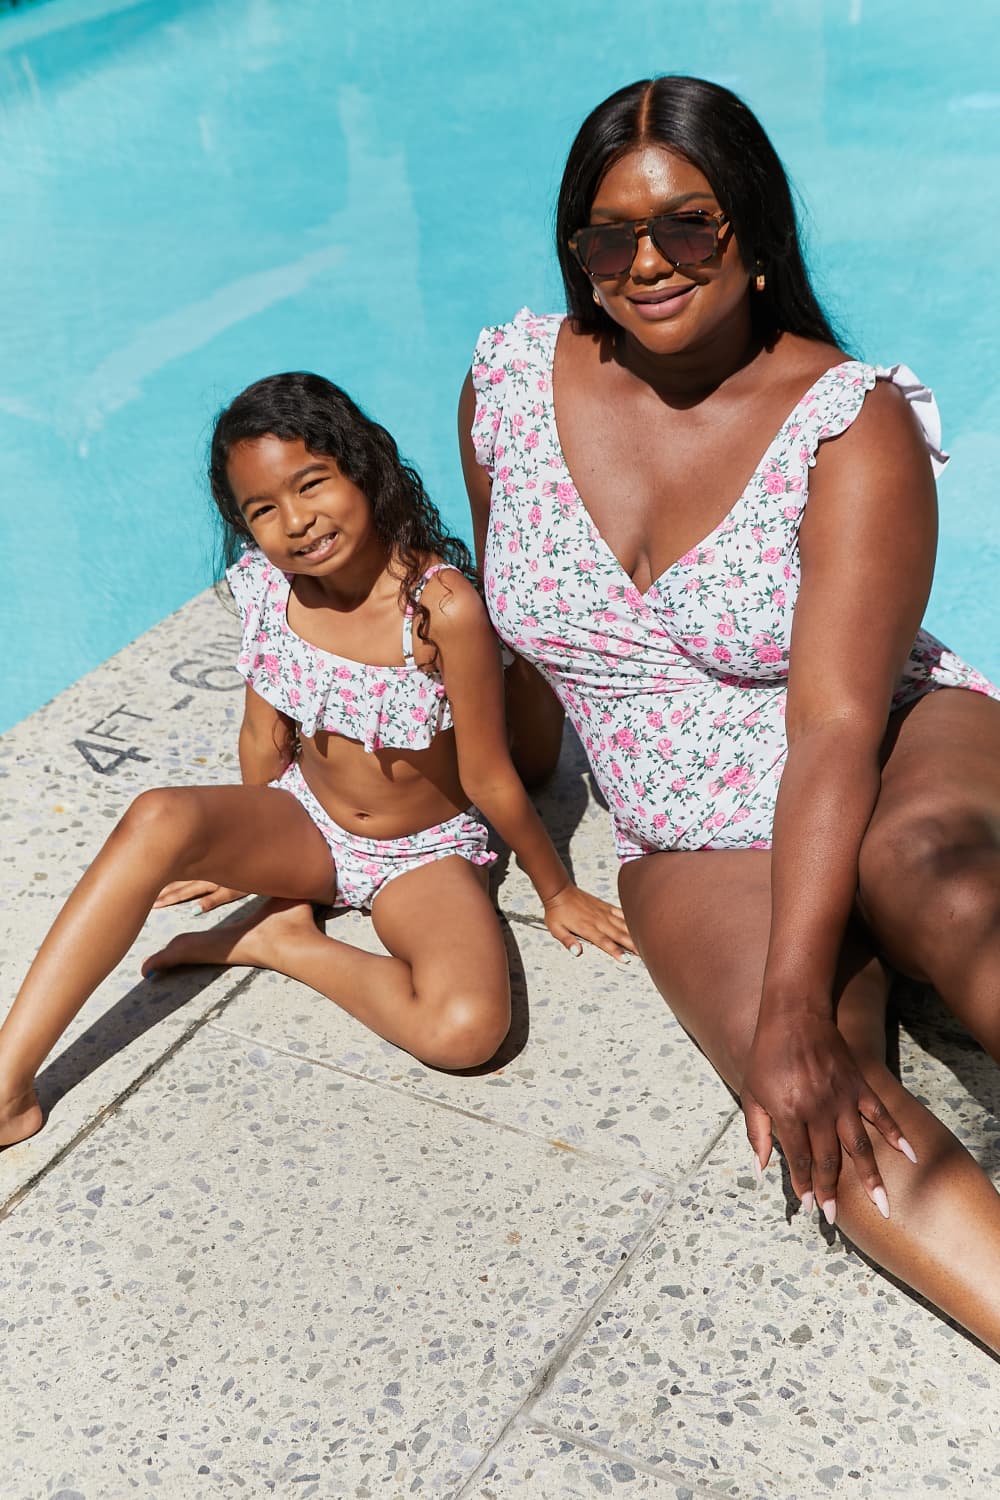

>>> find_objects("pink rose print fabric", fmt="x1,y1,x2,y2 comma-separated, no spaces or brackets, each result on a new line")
471,308,1000,860
269,762,495,910
227,551,455,751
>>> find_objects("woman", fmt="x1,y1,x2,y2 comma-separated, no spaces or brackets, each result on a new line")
459,75,1000,1351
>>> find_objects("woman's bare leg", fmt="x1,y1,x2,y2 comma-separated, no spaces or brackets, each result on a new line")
146,856,511,1072
0,783,337,1145
859,690,1000,1048
620,847,1000,1354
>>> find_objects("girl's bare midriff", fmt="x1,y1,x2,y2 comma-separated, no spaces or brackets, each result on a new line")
296,726,470,840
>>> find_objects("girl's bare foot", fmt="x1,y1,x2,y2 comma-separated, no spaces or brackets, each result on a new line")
0,1086,44,1148
143,898,322,977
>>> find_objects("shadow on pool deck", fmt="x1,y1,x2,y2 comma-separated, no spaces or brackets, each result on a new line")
1,587,1000,1500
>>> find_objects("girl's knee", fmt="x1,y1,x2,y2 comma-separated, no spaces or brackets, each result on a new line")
417,991,510,1071
119,787,208,855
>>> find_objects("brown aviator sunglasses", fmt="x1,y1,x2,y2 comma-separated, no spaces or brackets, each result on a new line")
568,210,731,279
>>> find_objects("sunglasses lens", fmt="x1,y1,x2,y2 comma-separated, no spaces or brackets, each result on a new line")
576,225,636,278
652,217,719,266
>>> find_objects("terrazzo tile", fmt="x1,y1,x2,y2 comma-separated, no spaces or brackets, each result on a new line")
534,1119,1000,1500
209,913,735,1179
0,589,264,1200
0,588,242,828
0,1025,668,1498
474,1423,712,1498
0,891,258,1205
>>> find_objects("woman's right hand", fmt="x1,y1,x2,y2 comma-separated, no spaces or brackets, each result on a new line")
740,1010,916,1223
152,880,247,912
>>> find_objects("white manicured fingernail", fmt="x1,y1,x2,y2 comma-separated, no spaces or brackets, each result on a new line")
822,1199,837,1226
751,1153,763,1183
569,943,582,957
617,953,631,965
800,1191,814,1214
898,1136,918,1165
872,1186,890,1220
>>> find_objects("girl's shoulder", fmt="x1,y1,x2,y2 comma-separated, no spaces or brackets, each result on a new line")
226,545,287,620
416,560,483,619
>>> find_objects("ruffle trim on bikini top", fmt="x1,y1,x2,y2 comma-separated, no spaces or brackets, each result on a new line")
226,549,451,750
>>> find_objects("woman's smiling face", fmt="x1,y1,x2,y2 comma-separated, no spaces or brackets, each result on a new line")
584,144,751,355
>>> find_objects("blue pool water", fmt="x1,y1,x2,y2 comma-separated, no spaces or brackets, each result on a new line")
1,0,998,733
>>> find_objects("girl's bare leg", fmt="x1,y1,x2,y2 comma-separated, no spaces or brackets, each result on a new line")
620,847,1000,1355
0,784,337,1146
146,856,511,1072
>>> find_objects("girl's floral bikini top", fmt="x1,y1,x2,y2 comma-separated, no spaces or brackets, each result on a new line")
227,547,457,751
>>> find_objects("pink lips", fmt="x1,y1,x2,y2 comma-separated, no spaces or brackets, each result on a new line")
628,285,697,321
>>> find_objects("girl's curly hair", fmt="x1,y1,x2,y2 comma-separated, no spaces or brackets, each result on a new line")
209,372,476,661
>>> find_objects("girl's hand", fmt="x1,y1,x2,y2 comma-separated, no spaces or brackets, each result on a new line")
542,884,636,962
153,880,247,913
741,1011,916,1224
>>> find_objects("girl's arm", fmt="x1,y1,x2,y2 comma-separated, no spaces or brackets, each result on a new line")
429,571,634,961
458,370,565,787
153,687,295,910
740,380,938,1217
237,683,297,785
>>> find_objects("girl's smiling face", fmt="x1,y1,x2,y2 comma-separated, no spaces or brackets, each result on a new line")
227,435,382,580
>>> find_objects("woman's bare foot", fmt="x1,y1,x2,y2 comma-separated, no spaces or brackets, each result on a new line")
0,1085,44,1148
143,898,322,978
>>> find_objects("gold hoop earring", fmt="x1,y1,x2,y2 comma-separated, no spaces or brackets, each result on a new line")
592,287,601,306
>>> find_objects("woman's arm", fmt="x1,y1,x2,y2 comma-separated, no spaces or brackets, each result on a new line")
429,572,633,960
741,380,938,1217
458,370,565,787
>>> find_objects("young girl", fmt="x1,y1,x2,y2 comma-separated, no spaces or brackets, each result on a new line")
0,372,633,1147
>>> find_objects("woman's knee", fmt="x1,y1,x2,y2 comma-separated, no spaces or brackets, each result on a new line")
860,807,1000,937
416,991,510,1071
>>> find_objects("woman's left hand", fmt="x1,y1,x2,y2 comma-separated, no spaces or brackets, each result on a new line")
741,1009,911,1221
542,884,636,962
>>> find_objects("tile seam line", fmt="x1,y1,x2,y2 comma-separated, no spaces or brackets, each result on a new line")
472,1409,747,1498
203,1013,687,1187
453,1104,739,1500
0,968,259,1221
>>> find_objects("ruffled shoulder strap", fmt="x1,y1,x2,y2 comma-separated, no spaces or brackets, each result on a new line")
401,563,463,665
226,545,283,625
875,363,949,477
800,360,948,479
469,308,562,474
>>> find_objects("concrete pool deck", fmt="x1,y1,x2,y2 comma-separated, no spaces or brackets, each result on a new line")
2,589,999,1499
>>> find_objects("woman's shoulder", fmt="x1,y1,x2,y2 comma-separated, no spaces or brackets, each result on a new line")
768,337,949,477
472,307,563,375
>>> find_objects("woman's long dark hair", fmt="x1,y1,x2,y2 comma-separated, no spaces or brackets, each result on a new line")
210,372,475,659
556,76,844,349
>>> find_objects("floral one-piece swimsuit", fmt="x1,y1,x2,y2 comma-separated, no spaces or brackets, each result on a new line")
471,308,1000,860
